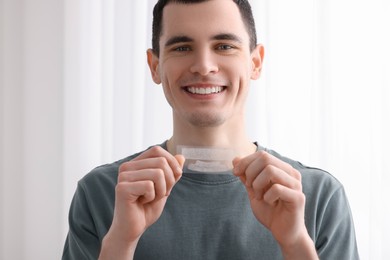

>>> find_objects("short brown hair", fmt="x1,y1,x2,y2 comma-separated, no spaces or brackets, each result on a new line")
151,0,257,56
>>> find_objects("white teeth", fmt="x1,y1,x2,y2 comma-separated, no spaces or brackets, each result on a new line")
187,86,223,94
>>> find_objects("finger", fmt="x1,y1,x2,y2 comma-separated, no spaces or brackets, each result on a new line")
262,184,306,209
133,146,183,176
232,157,249,186
252,165,302,199
232,157,242,175
118,169,167,200
119,157,176,196
232,157,241,167
237,151,301,186
116,181,156,204
175,154,185,168
236,150,295,176
174,154,185,181
233,152,262,177
232,156,246,176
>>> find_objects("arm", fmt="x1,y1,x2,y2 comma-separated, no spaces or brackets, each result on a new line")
62,185,103,260
233,151,318,260
315,185,360,259
98,146,185,260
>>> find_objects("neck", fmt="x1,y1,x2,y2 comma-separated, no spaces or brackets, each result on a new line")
167,118,257,158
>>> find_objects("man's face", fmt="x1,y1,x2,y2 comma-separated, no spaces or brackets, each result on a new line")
148,0,263,128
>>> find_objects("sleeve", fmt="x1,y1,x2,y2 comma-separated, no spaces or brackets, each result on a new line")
316,186,360,260
62,183,101,260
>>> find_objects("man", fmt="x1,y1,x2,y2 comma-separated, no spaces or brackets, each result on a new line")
62,0,359,259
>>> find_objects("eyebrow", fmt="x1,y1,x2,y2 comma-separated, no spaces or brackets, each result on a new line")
212,33,243,44
164,36,194,48
164,33,243,49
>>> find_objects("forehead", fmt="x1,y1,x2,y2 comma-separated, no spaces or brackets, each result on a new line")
161,0,249,43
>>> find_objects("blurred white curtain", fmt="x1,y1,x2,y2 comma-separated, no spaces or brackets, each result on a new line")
0,0,389,259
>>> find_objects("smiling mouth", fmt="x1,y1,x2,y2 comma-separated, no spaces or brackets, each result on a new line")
185,86,225,95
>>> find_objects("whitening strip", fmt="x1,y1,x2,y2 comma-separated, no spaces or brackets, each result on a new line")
177,145,236,173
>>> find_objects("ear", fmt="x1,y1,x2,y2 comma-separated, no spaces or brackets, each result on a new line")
250,44,264,80
147,48,162,84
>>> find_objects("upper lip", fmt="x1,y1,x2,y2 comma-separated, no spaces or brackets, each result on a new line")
183,82,225,87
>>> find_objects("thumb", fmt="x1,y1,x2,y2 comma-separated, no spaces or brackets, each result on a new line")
173,154,186,182
232,157,241,167
174,154,186,168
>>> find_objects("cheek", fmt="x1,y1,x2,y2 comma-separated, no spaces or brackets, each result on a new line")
160,59,187,86
159,61,186,106
162,87,174,107
223,54,252,74
225,59,252,104
223,59,252,88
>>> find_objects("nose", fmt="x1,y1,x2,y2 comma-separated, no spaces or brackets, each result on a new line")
189,48,219,75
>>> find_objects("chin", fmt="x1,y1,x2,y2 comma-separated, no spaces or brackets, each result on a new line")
187,113,225,128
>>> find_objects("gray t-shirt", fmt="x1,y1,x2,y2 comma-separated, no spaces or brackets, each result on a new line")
62,143,359,259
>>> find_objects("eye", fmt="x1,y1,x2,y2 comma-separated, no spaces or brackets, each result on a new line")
216,44,234,51
173,46,191,52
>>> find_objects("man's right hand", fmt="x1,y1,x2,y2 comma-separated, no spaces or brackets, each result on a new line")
99,146,185,260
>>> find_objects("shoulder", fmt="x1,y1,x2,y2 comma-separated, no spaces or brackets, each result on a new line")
263,148,356,222
263,147,343,196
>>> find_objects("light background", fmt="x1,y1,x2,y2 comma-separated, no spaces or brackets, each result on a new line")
1,0,389,259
